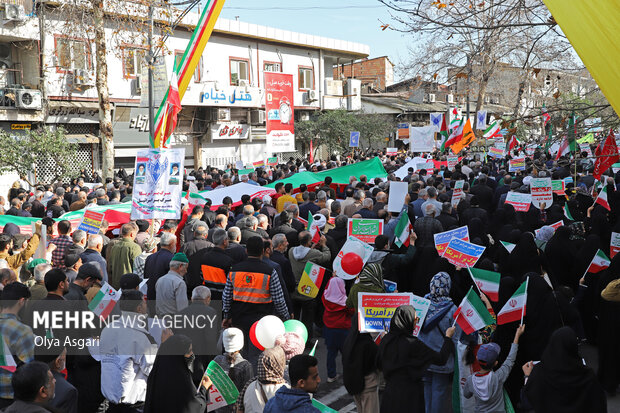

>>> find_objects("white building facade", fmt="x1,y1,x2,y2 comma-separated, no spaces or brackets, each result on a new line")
0,0,369,174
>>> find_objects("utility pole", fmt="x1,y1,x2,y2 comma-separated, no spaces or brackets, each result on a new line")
148,2,155,142
466,54,471,120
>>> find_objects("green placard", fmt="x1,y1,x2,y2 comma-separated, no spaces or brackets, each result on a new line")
311,399,338,413
206,361,239,405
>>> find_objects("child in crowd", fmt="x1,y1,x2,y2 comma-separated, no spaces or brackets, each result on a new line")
463,325,525,412
213,328,253,413
322,276,353,382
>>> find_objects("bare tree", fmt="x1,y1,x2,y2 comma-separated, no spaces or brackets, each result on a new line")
40,0,186,179
380,0,581,128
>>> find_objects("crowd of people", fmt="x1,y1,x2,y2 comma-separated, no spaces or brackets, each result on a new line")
0,145,618,413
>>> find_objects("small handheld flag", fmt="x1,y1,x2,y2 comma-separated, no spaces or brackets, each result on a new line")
453,288,495,335
497,279,528,325
468,267,501,302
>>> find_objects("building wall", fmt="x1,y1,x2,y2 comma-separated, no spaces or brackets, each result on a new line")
333,56,393,91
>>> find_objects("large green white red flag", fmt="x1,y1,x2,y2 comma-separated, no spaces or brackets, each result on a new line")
585,249,611,273
453,288,495,335
497,279,528,325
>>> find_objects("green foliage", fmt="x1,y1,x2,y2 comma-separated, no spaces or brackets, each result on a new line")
0,127,85,184
295,109,395,153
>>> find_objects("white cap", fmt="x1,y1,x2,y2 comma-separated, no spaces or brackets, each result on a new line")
262,195,272,204
222,328,244,353
312,213,327,229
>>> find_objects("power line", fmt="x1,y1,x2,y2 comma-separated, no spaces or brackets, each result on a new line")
223,5,383,11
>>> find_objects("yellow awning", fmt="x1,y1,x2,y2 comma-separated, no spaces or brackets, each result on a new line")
543,0,620,116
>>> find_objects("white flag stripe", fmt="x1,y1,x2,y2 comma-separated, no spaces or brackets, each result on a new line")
459,299,488,331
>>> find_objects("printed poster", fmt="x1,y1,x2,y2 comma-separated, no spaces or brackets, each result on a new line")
508,158,526,172
386,147,398,156
297,262,326,298
410,126,435,153
530,177,552,209
265,72,295,152
447,155,459,171
611,232,620,259
451,180,465,208
551,180,565,196
347,218,384,244
131,148,185,220
434,226,470,255
77,207,105,235
505,192,531,212
358,293,430,337
488,147,504,158
441,238,486,268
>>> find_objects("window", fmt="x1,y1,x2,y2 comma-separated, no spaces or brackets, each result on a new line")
55,37,90,71
298,66,313,90
230,58,249,86
177,52,203,83
264,61,282,72
122,47,146,78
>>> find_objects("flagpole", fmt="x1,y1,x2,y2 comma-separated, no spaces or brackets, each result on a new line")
467,266,482,296
452,312,458,328
520,276,529,326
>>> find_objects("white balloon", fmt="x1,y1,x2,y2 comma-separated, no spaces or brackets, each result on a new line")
255,315,285,349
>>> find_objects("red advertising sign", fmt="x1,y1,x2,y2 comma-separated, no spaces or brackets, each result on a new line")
265,73,295,152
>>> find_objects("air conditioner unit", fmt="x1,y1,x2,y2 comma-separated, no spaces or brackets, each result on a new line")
4,4,25,21
73,69,94,87
217,108,231,122
428,93,436,103
446,94,454,103
250,109,265,125
325,79,343,96
132,75,141,94
16,89,42,109
239,80,250,92
306,89,317,102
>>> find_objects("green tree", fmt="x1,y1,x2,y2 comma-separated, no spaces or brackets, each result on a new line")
295,110,395,155
0,127,85,185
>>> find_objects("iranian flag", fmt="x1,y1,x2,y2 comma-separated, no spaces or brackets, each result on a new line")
500,241,516,253
0,336,16,372
468,268,500,301
297,262,326,298
563,204,575,221
595,185,611,210
483,121,501,139
159,71,182,147
453,288,495,335
585,249,611,273
439,115,450,152
393,206,411,248
151,0,225,148
444,118,464,149
507,135,520,152
307,212,320,243
497,279,528,325
88,283,119,319
555,136,577,160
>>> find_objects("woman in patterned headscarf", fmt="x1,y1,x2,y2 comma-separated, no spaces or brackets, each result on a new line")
236,346,288,413
418,271,462,413
346,262,385,311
